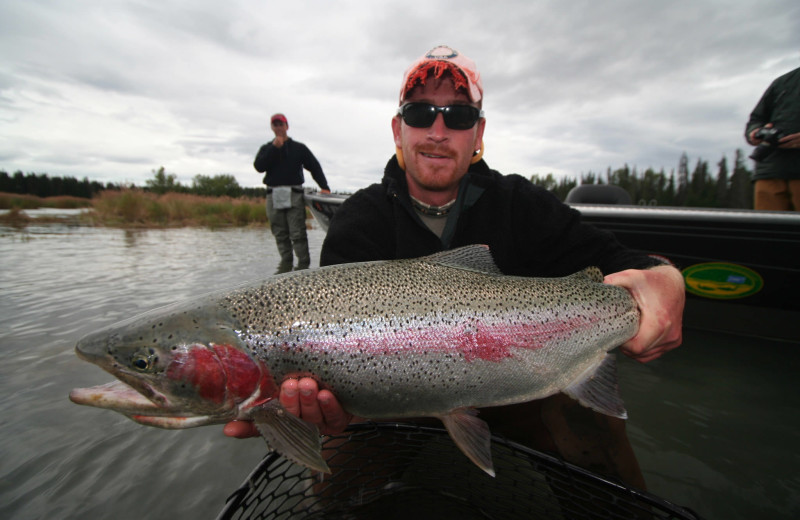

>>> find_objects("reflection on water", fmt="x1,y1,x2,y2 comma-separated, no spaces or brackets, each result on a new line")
0,222,798,520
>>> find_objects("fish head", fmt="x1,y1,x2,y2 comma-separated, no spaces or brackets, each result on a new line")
69,299,278,428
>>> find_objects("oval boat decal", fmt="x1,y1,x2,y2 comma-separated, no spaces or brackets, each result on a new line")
682,262,763,300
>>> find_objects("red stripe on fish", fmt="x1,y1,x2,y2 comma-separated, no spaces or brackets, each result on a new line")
296,316,597,363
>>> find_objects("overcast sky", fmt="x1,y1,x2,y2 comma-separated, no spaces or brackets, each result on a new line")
1,0,798,192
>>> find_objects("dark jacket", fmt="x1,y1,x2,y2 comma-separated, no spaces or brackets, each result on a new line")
253,138,330,190
745,66,800,181
321,156,661,276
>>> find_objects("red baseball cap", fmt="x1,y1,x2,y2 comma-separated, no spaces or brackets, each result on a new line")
271,113,288,125
399,45,483,104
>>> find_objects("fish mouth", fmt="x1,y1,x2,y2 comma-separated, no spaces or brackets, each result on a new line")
69,380,223,428
69,380,165,414
70,346,224,429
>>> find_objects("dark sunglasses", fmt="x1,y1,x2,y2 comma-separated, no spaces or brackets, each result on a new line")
397,103,484,130
271,120,286,126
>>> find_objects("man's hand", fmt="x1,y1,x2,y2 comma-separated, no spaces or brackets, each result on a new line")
778,131,800,150
223,378,354,439
604,265,685,363
748,123,773,145
272,135,287,148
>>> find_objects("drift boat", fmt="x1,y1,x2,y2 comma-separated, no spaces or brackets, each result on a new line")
305,189,800,343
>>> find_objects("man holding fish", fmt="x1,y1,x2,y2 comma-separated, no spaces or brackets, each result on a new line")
225,46,685,486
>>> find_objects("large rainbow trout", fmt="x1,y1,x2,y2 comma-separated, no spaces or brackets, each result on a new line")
70,245,639,476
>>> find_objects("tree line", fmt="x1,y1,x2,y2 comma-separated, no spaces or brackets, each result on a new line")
530,149,754,208
0,170,114,199
0,167,267,199
3,150,756,208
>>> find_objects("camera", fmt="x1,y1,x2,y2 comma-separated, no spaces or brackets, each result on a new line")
749,127,786,161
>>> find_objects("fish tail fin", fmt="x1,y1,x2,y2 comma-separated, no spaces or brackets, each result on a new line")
440,408,495,477
563,354,628,419
251,400,331,474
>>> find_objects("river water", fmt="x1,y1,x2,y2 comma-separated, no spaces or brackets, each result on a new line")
0,215,798,519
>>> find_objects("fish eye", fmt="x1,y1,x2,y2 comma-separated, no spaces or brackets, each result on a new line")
130,350,158,372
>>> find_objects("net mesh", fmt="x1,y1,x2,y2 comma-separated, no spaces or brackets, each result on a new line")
217,422,701,520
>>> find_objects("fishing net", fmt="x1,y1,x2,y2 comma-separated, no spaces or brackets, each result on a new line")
217,422,701,520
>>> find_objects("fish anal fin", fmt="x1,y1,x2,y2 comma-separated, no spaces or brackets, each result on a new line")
251,399,330,473
439,408,495,477
563,354,628,419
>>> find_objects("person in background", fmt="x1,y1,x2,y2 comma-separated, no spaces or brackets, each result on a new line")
745,66,800,211
231,47,685,487
254,113,331,272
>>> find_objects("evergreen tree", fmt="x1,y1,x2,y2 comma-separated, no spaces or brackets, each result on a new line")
675,153,689,206
688,159,714,207
729,149,753,209
715,156,729,208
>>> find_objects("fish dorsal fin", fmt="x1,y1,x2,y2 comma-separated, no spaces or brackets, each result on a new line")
563,354,628,419
251,399,330,473
439,408,495,477
569,266,605,283
423,245,503,275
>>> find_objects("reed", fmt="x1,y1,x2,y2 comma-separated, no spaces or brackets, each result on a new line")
0,192,92,210
87,190,270,228
0,190,276,228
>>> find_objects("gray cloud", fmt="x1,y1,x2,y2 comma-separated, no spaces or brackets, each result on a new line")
0,0,798,191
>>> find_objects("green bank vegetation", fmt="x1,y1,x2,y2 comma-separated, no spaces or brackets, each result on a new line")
0,190,269,229
87,190,268,228
1,167,273,229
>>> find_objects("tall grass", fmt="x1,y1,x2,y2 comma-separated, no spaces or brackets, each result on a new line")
0,192,92,210
0,190,275,228
88,190,269,228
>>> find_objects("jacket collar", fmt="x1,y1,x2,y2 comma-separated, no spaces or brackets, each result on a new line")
382,156,490,247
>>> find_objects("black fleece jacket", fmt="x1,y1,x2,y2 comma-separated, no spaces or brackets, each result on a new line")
253,138,330,190
745,66,800,181
320,157,660,276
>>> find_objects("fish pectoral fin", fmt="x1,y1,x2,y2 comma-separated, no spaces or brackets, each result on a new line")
251,400,330,474
439,408,495,477
563,354,628,419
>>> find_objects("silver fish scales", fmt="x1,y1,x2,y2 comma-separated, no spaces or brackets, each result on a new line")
70,245,639,476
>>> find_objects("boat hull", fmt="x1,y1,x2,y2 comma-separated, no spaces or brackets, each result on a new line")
573,204,800,342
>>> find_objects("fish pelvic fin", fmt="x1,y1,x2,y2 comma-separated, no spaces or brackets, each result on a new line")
439,408,495,477
563,354,628,419
251,400,330,474
423,245,503,276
